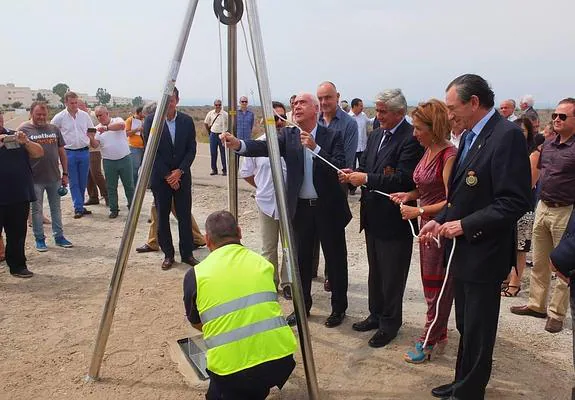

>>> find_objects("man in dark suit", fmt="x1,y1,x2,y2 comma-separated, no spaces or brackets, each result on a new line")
220,93,352,328
143,87,199,270
340,88,424,348
420,74,531,400
550,209,575,382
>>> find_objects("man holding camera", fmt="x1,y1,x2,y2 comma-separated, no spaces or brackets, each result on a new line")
19,101,74,251
0,111,44,278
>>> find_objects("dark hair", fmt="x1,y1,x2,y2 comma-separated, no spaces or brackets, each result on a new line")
351,98,362,108
446,74,495,109
515,117,535,152
289,95,297,102
558,97,575,114
30,101,48,113
172,86,179,99
272,101,286,113
136,106,144,114
205,211,239,244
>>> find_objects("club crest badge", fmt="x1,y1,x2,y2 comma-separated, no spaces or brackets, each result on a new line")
466,171,478,187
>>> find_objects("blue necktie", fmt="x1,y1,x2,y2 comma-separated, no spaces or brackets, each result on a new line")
457,130,476,168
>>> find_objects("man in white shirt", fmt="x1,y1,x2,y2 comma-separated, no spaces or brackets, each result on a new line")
87,106,134,219
239,101,290,298
499,99,518,122
348,98,372,195
51,91,94,218
450,117,466,148
204,99,228,176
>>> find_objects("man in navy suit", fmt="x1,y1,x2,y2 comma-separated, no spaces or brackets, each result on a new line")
420,74,531,399
220,93,352,328
143,87,198,270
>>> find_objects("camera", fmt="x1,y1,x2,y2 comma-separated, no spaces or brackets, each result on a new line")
3,134,21,150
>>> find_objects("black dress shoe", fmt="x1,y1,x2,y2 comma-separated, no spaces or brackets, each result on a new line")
81,208,92,215
325,312,345,328
109,211,119,219
352,316,379,332
368,329,396,348
431,382,455,398
286,311,309,327
181,254,200,267
210,170,218,176
84,199,99,206
162,257,175,270
136,244,158,253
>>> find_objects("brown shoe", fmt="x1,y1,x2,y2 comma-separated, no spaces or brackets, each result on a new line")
545,317,563,333
161,257,175,270
181,254,200,267
136,244,158,253
510,305,547,319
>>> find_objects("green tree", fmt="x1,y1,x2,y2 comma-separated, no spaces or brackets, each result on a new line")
11,101,23,109
96,88,111,105
132,96,143,107
52,83,69,104
35,92,47,102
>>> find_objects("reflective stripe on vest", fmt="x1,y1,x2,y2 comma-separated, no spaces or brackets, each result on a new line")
204,316,287,349
200,291,278,323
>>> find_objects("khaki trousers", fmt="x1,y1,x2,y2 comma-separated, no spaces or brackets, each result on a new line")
258,209,288,289
527,201,573,320
146,200,205,250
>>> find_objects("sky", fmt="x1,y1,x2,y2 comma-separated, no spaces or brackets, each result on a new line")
1,0,574,107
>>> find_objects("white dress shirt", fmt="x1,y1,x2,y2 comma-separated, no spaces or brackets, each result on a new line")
348,110,370,152
239,134,287,219
51,108,94,150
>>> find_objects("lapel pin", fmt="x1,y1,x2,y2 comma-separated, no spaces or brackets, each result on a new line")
466,170,478,187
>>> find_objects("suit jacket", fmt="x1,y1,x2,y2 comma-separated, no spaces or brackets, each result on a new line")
358,119,424,240
550,210,575,281
143,112,197,190
242,125,352,230
435,112,531,282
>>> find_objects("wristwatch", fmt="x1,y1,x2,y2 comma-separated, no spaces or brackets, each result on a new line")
418,207,425,216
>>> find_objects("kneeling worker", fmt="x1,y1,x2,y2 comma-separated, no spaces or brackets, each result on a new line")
183,210,296,399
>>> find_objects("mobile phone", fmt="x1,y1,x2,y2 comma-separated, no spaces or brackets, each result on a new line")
87,128,97,133
3,135,20,149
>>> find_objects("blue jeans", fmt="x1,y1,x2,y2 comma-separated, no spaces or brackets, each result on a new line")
130,147,144,186
209,132,226,173
66,149,90,212
31,181,64,240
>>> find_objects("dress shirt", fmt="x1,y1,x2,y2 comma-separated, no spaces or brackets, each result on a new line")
469,108,496,146
166,112,177,144
537,134,575,205
237,109,255,141
204,109,228,134
318,107,358,168
239,134,287,219
348,110,370,152
51,108,94,150
378,117,406,150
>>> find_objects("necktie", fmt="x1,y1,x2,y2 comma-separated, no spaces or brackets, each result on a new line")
378,130,392,152
457,130,476,168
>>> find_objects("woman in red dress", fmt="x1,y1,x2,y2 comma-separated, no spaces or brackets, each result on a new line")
390,99,457,363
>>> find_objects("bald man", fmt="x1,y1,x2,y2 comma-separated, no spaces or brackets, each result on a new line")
499,99,518,122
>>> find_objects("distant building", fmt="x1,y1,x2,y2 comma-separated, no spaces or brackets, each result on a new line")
31,89,62,107
0,83,33,108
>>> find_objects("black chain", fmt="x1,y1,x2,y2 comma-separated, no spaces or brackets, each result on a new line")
213,0,244,25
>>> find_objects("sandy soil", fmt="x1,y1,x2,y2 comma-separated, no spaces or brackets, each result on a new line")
0,144,572,400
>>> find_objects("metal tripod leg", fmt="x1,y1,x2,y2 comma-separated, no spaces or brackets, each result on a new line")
227,18,238,218
244,1,320,398
85,0,201,381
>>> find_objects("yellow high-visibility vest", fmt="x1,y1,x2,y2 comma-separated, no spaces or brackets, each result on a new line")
195,243,297,376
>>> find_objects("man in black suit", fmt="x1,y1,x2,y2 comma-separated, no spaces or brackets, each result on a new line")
143,87,199,270
220,93,352,328
420,74,531,400
340,88,424,348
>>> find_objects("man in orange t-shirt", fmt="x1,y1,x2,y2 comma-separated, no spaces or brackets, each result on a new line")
125,106,145,186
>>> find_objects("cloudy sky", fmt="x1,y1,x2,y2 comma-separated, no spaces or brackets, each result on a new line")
2,0,573,106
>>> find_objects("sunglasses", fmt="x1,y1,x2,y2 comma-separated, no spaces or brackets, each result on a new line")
552,113,574,121
240,100,248,103
274,115,287,122
215,104,222,106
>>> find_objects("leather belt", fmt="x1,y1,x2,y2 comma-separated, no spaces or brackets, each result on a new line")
66,147,89,152
298,198,318,207
542,200,572,208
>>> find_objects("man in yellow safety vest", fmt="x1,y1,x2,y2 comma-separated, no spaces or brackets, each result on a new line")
183,210,297,399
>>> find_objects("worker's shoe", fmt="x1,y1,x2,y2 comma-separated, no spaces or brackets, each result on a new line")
324,312,345,328
161,257,175,270
286,311,309,327
181,255,200,267
509,305,547,319
545,317,563,333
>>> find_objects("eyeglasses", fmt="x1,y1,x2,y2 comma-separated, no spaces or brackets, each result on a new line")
240,100,248,104
274,115,287,122
215,104,222,107
551,113,574,121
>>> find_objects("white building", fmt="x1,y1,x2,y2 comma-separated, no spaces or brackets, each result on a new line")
0,83,33,108
31,89,62,107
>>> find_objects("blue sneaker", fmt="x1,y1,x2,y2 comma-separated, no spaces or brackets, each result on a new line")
55,236,73,248
35,239,48,252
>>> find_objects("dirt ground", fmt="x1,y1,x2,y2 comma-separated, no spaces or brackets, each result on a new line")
0,144,572,400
